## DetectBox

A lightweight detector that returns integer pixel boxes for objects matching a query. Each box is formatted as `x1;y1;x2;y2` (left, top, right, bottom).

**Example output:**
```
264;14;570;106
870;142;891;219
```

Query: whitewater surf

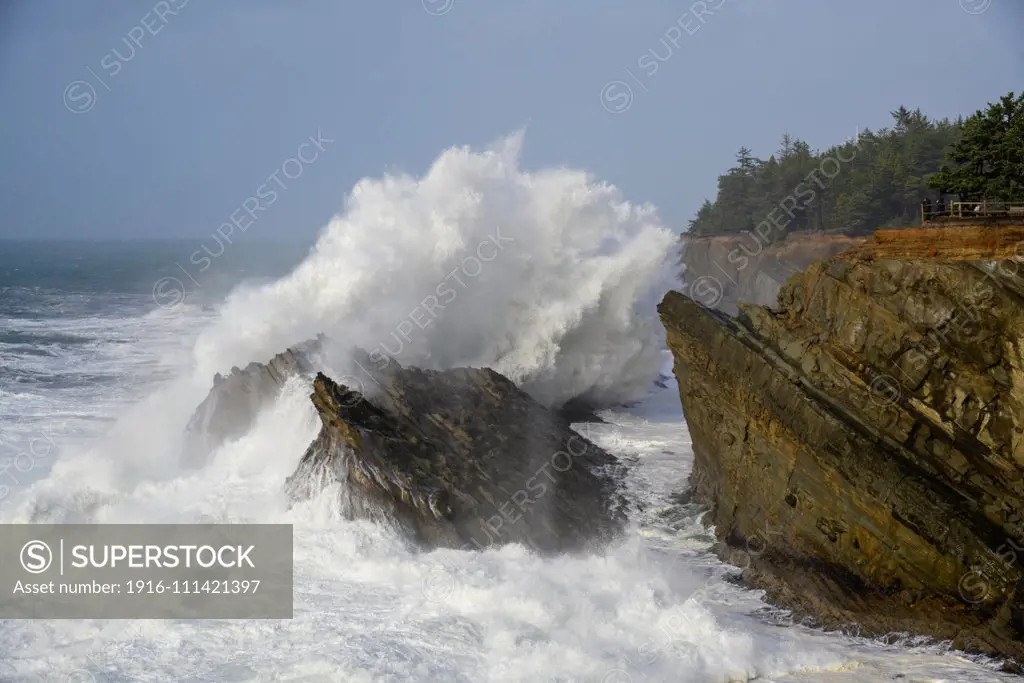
0;138;1016;682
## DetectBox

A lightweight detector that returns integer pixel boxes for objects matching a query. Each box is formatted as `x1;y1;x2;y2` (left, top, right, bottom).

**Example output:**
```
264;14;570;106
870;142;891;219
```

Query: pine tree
685;98;968;237
928;92;1024;201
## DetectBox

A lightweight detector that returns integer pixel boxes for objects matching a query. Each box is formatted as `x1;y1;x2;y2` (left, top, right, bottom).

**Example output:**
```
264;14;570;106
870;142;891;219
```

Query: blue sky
0;0;1021;240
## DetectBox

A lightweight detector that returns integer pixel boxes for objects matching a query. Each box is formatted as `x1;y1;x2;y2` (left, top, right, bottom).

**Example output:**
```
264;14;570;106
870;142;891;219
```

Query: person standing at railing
936;196;946;218
921;197;932;223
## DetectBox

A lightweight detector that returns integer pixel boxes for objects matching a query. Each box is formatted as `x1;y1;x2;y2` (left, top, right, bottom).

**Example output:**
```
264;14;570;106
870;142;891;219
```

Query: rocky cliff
660;225;1024;664
679;232;864;315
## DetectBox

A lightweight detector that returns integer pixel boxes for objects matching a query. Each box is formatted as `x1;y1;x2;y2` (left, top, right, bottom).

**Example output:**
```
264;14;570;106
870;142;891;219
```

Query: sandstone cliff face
679;233;864;315
660;225;1024;663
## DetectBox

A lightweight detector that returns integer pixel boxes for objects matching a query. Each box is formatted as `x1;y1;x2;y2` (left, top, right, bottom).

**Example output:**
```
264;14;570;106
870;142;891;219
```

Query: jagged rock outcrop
182;336;324;466
183;339;626;551
286;360;626;553
660;225;1024;664
679;232;864;315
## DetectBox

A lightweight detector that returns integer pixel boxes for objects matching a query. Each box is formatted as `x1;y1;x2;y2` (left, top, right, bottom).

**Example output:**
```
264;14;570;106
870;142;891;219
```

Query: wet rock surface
287;359;627;553
184;342;627;553
182;336;324;466
660;226;1024;665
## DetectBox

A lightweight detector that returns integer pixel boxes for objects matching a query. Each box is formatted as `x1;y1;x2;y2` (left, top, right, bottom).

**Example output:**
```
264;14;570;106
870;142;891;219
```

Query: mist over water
0;140;1017;681
194;133;677;408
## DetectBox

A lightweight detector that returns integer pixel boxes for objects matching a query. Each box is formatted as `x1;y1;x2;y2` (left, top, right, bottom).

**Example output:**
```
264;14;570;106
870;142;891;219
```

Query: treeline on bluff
687;91;1024;238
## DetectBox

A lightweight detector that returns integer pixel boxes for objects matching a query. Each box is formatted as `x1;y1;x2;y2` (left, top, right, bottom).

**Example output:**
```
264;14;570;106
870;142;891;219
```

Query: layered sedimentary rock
182;336;324;466
183;339;626;552
844;224;1024;261
660;225;1024;663
679;232;864;315
286;360;626;552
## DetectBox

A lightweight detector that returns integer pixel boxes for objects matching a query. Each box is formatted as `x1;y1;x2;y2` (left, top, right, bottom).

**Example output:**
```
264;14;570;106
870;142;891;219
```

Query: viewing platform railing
922;200;1024;222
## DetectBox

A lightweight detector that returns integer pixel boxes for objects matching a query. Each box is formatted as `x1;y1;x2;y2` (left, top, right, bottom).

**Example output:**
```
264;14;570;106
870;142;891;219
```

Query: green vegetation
687;91;1024;238
928;92;1024;202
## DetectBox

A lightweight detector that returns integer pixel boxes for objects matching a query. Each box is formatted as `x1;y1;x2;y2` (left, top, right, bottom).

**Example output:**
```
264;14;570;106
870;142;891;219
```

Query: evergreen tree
685;96;986;237
928;92;1024;201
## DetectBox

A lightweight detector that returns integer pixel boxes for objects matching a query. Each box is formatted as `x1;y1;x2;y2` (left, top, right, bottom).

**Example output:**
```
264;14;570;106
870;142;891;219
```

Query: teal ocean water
0;164;1017;681
0;240;310;485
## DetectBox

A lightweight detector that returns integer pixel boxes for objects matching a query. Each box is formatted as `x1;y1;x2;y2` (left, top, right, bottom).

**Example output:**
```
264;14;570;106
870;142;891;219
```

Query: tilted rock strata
182;336;324;466
841;224;1024;261
183;335;625;552
286;363;627;553
659;236;1024;662
679;232;864;315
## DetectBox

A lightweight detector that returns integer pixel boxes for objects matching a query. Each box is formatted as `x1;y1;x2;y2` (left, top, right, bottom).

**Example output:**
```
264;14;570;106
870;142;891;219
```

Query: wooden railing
922;200;1024;222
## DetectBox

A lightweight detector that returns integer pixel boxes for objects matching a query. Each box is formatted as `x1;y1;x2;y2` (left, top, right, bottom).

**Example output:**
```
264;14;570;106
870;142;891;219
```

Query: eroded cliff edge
660;225;1024;663
679;232;865;314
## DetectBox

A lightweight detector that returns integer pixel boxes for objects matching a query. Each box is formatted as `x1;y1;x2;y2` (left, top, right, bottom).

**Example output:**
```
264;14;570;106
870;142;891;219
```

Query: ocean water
0;141;1019;682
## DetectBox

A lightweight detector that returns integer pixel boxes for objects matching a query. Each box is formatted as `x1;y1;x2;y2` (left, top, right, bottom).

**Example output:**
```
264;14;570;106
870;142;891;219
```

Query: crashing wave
193;132;676;409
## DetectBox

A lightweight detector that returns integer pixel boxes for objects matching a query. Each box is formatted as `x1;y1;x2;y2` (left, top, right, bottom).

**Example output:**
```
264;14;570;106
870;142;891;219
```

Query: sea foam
193;132;677;408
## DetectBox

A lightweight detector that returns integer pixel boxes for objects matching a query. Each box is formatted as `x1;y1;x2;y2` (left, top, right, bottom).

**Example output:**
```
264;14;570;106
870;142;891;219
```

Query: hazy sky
0;0;1021;240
